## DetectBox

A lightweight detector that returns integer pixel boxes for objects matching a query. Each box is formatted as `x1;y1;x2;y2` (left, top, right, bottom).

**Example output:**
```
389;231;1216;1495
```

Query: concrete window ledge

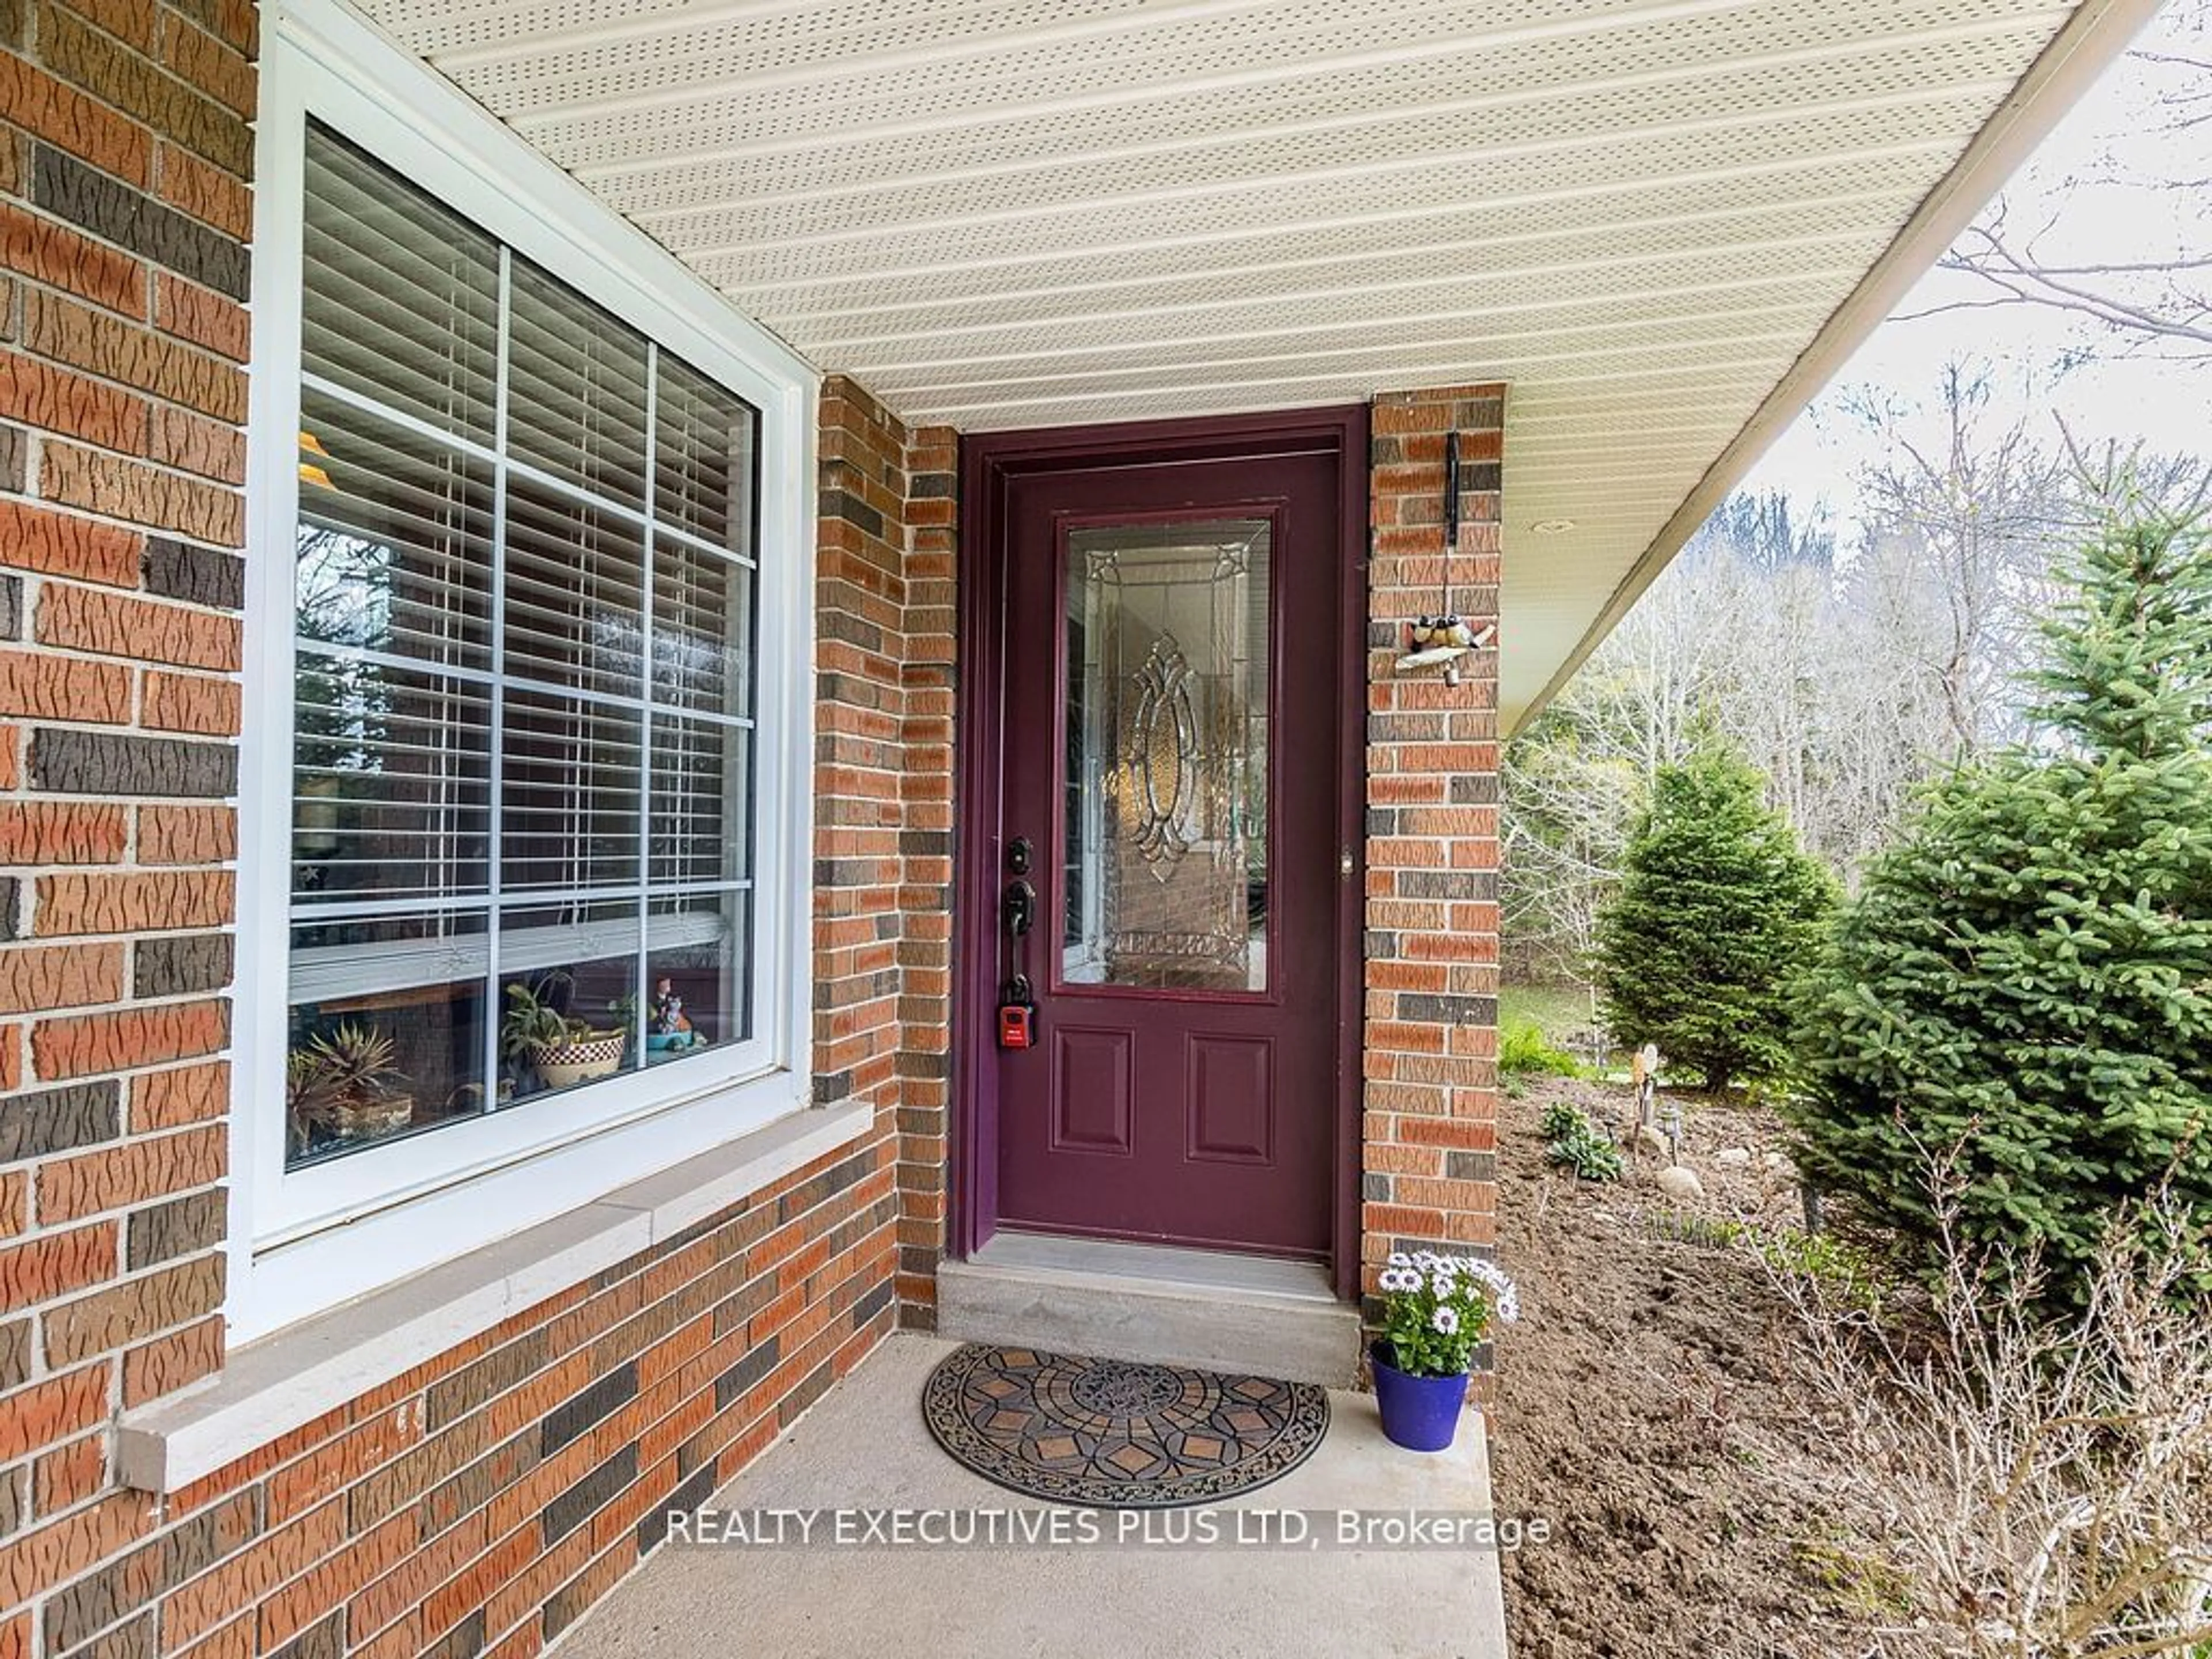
118;1103;876;1495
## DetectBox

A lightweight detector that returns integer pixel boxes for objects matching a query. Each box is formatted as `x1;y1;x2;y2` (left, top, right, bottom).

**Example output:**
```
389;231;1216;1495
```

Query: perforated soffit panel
359;0;2127;732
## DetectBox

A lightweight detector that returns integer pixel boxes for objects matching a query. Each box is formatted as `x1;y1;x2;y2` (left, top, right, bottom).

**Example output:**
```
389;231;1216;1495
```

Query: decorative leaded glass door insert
1063;520;1271;995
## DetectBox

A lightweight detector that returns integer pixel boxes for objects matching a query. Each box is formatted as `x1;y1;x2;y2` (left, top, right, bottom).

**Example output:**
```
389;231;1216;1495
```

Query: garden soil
1488;1078;1936;1659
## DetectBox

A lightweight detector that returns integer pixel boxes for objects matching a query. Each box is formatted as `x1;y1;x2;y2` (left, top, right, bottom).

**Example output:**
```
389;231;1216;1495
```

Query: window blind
286;122;762;1169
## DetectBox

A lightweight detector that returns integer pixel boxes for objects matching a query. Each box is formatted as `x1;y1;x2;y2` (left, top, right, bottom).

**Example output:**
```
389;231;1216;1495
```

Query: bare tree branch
1937;232;2212;351
1930;0;2212;357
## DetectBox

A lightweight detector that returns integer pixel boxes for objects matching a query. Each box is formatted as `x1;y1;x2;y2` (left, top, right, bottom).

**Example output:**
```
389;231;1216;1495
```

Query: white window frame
230;0;819;1343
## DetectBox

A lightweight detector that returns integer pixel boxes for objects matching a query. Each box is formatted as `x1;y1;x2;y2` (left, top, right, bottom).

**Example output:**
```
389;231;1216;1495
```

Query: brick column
0;0;255;1517
812;377;913;1129
895;426;957;1324
1361;387;1506;1297
810;382;958;1325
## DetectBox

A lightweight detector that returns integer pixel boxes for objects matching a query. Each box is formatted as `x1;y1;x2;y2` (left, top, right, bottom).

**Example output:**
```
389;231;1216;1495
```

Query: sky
1744;0;2212;544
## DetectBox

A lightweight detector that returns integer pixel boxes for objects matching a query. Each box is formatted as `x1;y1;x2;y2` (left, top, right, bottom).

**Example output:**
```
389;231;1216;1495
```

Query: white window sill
118;1102;873;1494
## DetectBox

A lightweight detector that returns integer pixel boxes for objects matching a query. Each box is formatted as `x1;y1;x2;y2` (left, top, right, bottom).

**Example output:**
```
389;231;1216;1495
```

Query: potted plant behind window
287;1022;414;1149
1370;1251;1519;1452
502;976;626;1090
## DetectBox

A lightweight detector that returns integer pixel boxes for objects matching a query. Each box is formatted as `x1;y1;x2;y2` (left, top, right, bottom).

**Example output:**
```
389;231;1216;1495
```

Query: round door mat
921;1343;1329;1509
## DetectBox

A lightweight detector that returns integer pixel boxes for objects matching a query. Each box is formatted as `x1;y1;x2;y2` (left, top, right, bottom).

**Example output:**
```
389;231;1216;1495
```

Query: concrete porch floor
557;1334;1509;1659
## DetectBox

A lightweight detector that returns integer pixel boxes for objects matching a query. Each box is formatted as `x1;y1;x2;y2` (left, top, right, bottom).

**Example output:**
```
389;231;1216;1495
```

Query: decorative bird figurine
1397;613;1497;684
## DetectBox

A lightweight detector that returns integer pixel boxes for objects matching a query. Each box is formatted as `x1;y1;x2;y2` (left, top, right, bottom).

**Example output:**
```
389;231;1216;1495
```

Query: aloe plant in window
287;1022;414;1151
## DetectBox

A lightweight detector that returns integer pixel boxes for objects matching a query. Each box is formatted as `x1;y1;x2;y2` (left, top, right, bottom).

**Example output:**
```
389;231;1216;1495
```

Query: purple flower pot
1371;1341;1471;1452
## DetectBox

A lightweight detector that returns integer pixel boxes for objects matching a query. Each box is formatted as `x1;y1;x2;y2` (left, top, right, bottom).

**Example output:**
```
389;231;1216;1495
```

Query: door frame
950;405;1370;1301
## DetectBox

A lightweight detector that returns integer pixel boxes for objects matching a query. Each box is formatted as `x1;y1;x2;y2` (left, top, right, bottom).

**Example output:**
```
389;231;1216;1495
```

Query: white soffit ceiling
357;0;2142;732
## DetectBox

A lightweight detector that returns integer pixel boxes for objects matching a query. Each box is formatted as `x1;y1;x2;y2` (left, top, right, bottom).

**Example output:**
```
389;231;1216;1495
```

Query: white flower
1431;1306;1460;1335
1387;1251;1412;1268
1430;1270;1458;1297
1378;1267;1416;1294
1456;1257;1521;1324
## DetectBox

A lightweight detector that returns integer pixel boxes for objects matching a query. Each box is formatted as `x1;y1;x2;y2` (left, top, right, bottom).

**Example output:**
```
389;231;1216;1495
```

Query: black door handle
1002;880;1036;938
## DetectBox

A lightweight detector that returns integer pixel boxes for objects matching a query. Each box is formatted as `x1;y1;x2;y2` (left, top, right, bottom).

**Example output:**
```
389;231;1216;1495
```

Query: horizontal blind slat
302;127;498;445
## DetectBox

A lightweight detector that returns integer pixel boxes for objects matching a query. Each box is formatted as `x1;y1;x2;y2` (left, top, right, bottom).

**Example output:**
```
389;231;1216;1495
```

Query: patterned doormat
921;1343;1330;1508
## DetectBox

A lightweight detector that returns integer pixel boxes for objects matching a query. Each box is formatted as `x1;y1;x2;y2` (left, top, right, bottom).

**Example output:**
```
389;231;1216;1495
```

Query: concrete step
935;1232;1362;1388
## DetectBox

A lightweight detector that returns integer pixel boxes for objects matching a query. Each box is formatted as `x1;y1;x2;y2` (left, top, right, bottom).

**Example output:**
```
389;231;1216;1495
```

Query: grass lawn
1500;982;1593;1042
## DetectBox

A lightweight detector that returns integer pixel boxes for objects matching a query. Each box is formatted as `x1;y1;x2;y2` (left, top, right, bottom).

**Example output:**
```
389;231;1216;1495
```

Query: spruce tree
1595;745;1836;1093
1789;505;2212;1301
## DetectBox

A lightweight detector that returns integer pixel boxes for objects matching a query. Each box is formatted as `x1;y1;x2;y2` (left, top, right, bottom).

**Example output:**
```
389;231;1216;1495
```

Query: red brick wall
0;0;254;1628
1360;387;1506;1297
811;380;912;1123
1;1141;897;1659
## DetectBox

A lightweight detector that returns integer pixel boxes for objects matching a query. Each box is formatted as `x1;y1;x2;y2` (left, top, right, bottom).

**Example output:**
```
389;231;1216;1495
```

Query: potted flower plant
1370;1250;1519;1452
286;1022;413;1149
502;976;627;1090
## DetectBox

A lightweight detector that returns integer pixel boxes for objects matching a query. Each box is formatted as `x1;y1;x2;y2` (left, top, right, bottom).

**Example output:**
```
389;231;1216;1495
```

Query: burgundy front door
967;418;1358;1261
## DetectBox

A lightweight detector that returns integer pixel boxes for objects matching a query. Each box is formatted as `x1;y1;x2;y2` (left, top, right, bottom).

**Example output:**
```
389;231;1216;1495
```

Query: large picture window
282;123;760;1170
230;3;816;1343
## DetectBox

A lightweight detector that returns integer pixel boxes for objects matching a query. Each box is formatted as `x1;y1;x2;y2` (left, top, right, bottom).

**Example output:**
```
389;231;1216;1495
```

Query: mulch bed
1487;1078;1933;1659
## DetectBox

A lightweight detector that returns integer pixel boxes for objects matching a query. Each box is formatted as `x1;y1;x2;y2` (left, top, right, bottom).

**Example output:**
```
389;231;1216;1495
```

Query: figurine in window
647;978;699;1054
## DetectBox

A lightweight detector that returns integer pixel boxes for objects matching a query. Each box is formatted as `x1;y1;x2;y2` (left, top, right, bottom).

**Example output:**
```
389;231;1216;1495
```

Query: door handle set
998;838;1038;1050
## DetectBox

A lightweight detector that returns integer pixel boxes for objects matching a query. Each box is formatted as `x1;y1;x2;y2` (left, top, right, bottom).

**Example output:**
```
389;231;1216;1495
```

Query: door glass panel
1063;518;1271;993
